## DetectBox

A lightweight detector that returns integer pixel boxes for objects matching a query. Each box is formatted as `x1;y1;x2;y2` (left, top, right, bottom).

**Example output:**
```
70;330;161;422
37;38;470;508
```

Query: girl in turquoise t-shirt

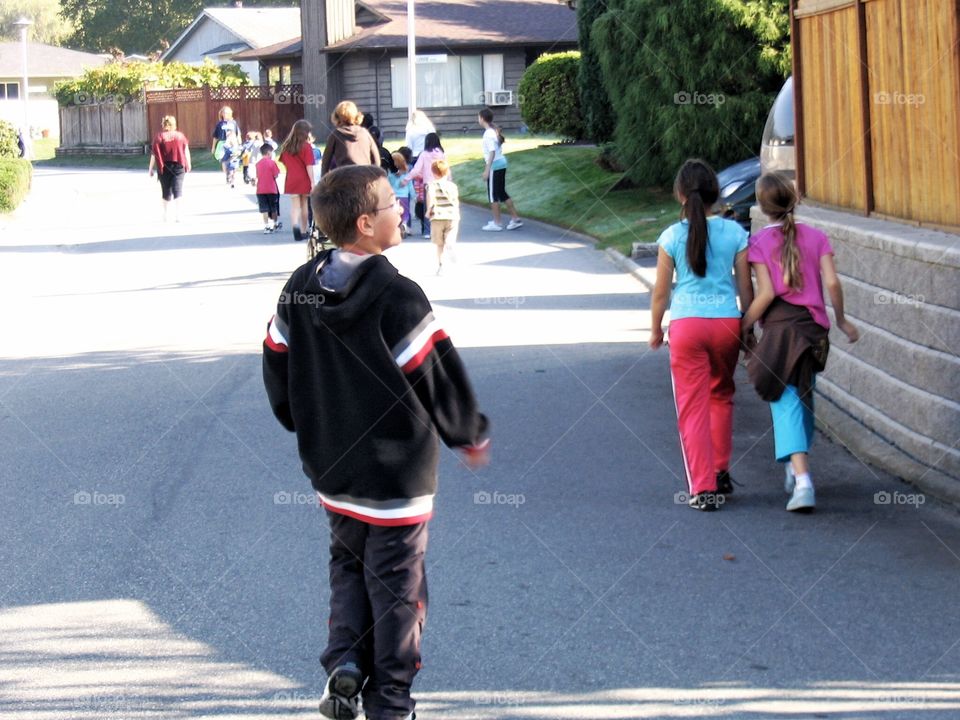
650;159;753;511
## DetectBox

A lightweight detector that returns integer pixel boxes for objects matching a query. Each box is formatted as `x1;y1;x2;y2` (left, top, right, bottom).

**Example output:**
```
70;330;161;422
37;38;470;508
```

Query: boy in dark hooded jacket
263;165;489;720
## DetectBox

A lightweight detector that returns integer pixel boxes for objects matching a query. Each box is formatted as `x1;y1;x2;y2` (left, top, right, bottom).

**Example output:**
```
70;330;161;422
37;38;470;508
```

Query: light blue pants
770;383;815;462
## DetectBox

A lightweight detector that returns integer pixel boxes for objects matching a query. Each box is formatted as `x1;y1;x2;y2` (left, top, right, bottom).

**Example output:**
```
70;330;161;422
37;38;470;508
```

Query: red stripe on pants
668;317;741;495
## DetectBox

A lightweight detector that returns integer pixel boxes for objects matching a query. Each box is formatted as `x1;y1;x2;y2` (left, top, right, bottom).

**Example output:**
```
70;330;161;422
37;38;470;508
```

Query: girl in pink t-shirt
741;172;859;513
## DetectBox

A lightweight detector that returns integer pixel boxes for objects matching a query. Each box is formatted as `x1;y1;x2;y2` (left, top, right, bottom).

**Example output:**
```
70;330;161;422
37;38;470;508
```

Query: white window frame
390;53;505;109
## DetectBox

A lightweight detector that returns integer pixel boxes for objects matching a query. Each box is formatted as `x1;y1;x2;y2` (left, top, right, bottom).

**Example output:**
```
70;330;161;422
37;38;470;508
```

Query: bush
0;120;19;159
518;51;585;140
54;58;249;108
592;0;790;185
0;159;33;213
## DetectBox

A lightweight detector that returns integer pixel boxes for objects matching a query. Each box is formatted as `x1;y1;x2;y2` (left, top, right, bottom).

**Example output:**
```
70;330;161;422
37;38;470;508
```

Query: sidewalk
1;167;959;719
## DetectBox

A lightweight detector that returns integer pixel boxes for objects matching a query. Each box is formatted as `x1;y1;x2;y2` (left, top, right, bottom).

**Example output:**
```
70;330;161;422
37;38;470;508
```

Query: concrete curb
603;247;657;292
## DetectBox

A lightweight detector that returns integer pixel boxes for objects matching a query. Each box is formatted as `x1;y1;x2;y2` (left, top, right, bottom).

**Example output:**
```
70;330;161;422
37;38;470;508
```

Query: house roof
0;42;109;78
323;0;579;52
232;37;302;61
163;7;301;60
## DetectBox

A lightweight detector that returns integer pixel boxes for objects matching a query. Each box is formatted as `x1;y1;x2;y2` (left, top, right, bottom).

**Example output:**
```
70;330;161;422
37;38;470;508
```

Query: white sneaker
506;218;523;230
482;221;503;232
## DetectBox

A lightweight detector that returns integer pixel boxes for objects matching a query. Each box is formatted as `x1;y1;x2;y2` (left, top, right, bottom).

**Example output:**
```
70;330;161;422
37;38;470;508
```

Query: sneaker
275;221;283;230
318;663;362;720
263;225;273;234
424;233;431;239
688;492;721;512
506;218;523;230
786;485;815;512
292;226;303;242
482;221;504;232
784;464;796;494
716;470;739;495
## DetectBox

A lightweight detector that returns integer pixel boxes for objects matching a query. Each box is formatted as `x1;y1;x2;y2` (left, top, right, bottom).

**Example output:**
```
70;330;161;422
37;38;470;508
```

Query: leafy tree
62;0;295;55
518;51;584;140
592;0;790;185
0;0;73;46
576;0;615;143
0;120;20;158
54;58;249;107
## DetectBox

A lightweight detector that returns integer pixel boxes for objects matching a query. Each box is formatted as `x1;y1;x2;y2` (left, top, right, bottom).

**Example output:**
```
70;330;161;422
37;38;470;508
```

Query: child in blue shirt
649;158;753;511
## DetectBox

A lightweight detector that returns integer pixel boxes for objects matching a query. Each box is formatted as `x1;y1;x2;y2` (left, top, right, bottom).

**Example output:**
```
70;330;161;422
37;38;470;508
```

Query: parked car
716;76;795;230
715;156;761;230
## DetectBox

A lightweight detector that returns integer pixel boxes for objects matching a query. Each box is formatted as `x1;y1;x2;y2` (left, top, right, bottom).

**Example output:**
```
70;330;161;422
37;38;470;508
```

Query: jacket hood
333;125;364;143
305;250;398;331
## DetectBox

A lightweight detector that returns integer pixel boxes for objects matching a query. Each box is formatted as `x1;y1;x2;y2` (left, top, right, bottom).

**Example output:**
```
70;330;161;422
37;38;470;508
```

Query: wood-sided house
234;0;578;137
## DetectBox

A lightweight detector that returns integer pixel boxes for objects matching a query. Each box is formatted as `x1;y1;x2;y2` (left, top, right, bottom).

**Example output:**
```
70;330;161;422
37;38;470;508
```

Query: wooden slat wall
795;0;960;226
866;0;960;225
797;4;867;210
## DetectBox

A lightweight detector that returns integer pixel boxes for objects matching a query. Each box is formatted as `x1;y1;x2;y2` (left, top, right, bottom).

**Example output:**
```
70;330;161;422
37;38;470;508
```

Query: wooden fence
60;102;148;148
792;0;960;229
145;85;305;149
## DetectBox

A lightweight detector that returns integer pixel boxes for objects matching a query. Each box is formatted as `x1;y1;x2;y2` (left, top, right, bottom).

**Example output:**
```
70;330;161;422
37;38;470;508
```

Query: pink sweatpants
668;317;741;495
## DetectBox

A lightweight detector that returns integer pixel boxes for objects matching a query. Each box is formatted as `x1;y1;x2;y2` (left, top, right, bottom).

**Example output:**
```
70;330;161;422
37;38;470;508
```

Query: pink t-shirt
255;157;280;194
747;222;834;328
404;148;446;187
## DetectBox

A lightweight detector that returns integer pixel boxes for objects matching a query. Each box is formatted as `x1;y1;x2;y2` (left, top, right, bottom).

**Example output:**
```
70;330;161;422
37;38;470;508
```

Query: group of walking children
651;159;859;514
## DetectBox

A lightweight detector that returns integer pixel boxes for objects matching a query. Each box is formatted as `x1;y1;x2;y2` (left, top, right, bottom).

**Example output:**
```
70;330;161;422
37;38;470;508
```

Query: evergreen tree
576;0;615;143
592;0;790;184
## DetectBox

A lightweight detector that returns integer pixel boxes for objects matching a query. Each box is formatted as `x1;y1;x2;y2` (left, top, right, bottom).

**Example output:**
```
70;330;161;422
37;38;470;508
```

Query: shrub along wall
0;159;33;213
517;51;585;140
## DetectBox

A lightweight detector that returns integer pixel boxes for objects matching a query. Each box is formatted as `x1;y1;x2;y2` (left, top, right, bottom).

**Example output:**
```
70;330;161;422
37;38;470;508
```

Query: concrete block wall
751;205;960;503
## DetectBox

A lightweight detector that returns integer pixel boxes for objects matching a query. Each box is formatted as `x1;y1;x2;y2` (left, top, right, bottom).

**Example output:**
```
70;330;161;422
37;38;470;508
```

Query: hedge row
0;159;33;213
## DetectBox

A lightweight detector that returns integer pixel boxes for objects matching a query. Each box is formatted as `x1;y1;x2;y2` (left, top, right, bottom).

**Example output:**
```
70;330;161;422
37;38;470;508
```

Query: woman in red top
278;119;315;242
148;115;191;222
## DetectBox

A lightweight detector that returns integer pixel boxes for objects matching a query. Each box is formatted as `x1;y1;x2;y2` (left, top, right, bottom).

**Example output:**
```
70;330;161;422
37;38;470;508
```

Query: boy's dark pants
321;511;428;720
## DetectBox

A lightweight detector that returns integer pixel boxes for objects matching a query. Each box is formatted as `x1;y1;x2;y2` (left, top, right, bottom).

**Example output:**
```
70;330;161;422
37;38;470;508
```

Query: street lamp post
13;17;33;152
406;0;416;116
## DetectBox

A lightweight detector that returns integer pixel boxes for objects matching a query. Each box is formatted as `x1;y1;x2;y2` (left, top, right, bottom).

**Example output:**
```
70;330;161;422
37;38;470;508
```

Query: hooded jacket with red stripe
263;249;489;525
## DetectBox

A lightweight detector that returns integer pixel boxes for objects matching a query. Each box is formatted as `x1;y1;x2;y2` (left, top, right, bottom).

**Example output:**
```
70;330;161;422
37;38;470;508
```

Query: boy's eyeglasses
374;198;401;213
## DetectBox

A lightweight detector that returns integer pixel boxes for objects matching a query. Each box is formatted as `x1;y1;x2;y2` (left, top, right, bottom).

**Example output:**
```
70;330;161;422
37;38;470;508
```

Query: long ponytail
479;107;505;146
756;172;802;291
673;159;719;278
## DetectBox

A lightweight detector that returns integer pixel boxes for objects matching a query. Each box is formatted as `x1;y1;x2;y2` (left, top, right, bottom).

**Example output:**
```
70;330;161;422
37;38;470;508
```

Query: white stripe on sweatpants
487;169;495;203
669;368;694;494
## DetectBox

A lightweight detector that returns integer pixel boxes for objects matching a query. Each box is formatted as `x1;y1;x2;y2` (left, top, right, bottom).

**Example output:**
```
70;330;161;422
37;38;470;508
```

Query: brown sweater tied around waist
746;297;829;409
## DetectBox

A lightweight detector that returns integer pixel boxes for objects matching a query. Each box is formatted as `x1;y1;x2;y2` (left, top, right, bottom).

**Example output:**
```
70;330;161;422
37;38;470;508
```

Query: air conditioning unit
484;90;513;106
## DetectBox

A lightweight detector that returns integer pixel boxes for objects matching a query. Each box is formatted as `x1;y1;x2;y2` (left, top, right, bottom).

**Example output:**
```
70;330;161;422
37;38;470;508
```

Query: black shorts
158;163;184;200
487;167;510;203
257;193;280;215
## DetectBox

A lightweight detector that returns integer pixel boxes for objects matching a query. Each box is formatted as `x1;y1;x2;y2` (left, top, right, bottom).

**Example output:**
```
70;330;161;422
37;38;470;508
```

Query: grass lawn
450;142;676;254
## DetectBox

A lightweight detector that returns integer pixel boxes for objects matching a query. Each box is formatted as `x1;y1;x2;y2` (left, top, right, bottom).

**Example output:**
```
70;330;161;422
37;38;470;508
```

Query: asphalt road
1;167;958;719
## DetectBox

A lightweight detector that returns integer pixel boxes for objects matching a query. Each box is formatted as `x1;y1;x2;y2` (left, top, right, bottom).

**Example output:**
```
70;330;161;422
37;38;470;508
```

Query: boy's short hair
260;143;273;154
431;159;450;178
311;165;387;247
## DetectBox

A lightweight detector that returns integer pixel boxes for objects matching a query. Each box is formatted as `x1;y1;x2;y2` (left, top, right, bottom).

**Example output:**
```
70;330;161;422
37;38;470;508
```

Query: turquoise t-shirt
657;216;748;320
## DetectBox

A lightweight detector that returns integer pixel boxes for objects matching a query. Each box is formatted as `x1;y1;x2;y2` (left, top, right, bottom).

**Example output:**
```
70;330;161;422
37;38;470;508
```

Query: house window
281;65;292;84
0;82;19;100
391;54;505;108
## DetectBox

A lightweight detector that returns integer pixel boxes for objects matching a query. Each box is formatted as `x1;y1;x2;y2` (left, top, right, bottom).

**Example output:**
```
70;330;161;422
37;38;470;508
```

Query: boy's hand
460;440;490;468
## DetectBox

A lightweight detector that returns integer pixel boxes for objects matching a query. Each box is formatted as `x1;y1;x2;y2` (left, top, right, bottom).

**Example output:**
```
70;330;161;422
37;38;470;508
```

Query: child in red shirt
255;144;281;233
